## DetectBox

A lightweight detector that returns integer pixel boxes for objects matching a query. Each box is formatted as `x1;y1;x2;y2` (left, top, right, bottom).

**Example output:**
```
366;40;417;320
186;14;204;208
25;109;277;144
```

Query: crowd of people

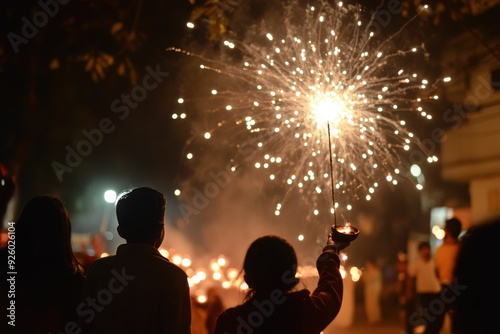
0;187;349;334
400;216;499;334
0;186;498;334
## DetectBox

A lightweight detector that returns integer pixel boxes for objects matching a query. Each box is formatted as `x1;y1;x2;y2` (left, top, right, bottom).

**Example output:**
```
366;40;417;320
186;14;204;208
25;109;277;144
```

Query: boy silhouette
80;187;191;334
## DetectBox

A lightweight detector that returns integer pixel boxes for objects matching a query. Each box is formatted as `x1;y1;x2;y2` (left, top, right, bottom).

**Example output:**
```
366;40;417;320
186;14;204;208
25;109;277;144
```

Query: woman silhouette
1;195;85;333
215;234;349;334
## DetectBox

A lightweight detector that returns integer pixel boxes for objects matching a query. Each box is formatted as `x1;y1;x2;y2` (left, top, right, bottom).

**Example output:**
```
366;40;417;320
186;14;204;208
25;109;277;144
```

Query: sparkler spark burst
170;0;438;220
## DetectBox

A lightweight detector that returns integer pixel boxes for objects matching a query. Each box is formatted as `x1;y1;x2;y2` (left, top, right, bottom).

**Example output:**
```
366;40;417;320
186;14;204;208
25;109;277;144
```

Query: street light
410;164;421;177
104;189;117;204
410;164;425;185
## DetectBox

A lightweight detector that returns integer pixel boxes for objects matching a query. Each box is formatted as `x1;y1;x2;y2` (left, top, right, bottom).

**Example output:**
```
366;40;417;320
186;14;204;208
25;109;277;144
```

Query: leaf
219;22;226;35
85;57;95;72
96;63;105;80
190;6;207;22
101;53;114;66
126;57;138;86
117;62;126;76
110;22;124;35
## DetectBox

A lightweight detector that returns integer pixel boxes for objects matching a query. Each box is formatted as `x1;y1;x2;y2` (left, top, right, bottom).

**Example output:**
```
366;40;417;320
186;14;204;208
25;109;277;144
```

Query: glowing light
159;249;169;258
312;97;346;123
410;164;421;177
350;266;361;282
178;98;184;103
181;258;192;267
174;189;181;196
186;22;195;29
227;268;239;280
204;132;211;139
340;267;346;279
217;256;227;267
172;255;182;265
433;225;445;240
298;234;304;241
211;262;221;272
104;190;117;204
195;270;207;280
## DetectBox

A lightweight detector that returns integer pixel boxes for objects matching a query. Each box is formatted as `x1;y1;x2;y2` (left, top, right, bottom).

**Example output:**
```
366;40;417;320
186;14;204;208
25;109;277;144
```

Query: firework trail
169;0;440;223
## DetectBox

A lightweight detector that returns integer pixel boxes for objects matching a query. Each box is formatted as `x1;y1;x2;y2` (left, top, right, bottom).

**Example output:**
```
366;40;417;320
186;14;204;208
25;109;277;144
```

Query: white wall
470;176;500;223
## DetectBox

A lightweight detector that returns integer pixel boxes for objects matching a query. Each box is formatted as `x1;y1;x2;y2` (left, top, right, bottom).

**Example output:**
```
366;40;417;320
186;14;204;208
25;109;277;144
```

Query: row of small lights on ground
101;246;364;304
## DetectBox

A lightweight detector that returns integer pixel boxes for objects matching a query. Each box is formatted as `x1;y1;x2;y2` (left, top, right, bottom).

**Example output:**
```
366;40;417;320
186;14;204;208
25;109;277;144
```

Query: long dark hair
243;235;299;300
15;195;82;277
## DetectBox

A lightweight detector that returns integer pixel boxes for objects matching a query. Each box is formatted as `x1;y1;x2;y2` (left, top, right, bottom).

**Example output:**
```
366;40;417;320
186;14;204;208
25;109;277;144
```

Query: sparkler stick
328;119;359;242
327;121;337;228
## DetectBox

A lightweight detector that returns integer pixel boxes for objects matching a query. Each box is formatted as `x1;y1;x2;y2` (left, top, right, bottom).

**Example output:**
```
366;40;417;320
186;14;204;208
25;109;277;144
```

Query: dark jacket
214;245;343;334
80;243;191;334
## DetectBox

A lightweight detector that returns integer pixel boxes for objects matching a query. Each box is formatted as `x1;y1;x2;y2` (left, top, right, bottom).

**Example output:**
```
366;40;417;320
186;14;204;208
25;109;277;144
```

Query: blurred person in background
215;234;350;334
190;295;209;334
362;257;383;325
396;252;414;334
205;286;225;334
434;217;462;333
1;195;85;333
406;241;442;334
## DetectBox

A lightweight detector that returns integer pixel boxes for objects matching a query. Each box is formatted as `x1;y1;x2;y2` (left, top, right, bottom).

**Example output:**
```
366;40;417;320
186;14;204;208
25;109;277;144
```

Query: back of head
16;195;78;275
116;187;166;244
418;240;430;251
243;235;298;298
445;217;462;239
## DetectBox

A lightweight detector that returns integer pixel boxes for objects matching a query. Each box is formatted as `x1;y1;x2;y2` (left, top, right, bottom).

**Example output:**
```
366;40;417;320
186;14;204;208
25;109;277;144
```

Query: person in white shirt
406;241;442;334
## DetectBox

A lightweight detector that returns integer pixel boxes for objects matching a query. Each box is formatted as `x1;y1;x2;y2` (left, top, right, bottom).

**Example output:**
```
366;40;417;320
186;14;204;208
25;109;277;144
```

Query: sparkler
170;0;440;225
